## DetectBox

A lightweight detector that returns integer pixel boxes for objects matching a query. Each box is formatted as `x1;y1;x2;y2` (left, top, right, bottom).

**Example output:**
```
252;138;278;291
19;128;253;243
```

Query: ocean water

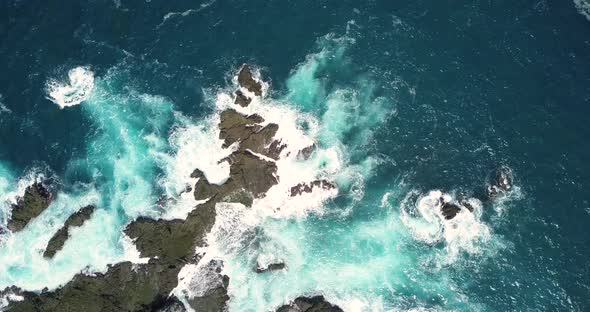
1;0;590;311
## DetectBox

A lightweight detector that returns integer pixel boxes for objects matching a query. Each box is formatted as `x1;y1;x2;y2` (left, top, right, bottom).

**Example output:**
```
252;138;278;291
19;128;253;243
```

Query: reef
43;205;95;259
3;64;328;312
276;296;343;312
7;182;54;232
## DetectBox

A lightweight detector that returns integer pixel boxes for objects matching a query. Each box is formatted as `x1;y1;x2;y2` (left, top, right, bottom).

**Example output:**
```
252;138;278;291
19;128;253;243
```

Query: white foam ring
400;190;491;263
46;67;95;109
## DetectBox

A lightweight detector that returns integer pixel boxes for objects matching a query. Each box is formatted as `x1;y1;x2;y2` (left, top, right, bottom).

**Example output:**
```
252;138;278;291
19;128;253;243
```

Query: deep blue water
1;0;590;311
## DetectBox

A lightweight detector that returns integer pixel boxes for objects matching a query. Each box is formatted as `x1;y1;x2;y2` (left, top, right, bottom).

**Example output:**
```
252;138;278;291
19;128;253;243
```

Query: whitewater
0;28;580;311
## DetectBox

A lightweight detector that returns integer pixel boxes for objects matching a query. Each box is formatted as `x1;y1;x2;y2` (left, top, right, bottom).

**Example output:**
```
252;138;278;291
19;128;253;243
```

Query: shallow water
1;1;590;311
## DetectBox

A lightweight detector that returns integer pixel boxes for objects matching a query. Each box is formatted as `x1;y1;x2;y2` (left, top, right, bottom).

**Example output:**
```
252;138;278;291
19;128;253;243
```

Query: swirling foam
46;67;95;109
574;0;590;21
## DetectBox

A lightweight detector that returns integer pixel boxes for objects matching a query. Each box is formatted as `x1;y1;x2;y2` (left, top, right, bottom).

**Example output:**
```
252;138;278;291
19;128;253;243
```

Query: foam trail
574;0;590;21
46;67;95;109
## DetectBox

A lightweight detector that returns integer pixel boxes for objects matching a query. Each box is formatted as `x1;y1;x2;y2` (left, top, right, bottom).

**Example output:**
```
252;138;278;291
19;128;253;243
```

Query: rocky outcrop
237;64;262;96
43;205;95;258
254;262;285;273
6;64;288;312
219;109;286;159
276;296;343;312
7;182;54;232
290;180;336;197
440;200;462;220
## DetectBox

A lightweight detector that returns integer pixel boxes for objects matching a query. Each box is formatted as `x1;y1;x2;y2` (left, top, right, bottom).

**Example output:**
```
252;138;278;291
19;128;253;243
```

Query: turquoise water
1;1;590;311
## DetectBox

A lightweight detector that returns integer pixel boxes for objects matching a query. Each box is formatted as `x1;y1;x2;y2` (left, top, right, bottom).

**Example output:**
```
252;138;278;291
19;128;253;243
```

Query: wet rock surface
7;182;54;232
290;180;336;197
440;200;462;220
254;262;285;273
43;205;95;259
276;296;343;312
237;64;262;96
6;65;285;312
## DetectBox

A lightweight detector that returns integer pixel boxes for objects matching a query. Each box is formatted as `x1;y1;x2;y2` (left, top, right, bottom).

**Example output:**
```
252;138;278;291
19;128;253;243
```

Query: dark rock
290;180;336;197
460;199;475;212
43;205;95;259
195;151;278;203
254;262;285;273
8;182;54;232
234;90;251;107
276;296;343;312
237;64;262;96
440;198;462;220
487;166;513;200
297;144;316;160
7;260;182;312
218;109;285;159
155;296;186;312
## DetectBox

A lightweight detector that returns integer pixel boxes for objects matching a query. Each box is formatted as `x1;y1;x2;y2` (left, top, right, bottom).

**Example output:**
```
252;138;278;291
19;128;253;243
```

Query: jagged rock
194;151;278;203
218;109;285;159
487;166;513;200
237;64;262;96
8;182;54;232
276;296;343;312
155;296;186;312
254;262;285;273
290;180;336;197
440;201;461;220
297;144;316;160
43;205;95;259
234;90;251;107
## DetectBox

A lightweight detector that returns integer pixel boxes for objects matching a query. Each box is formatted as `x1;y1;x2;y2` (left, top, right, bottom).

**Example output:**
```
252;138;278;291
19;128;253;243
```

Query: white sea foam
400;190;491;262
46;67;95;109
0;94;11;115
574;0;590;21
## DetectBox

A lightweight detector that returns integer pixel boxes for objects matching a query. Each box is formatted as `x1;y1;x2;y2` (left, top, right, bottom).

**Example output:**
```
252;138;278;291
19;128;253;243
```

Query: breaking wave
45;67;95;109
574;0;590;21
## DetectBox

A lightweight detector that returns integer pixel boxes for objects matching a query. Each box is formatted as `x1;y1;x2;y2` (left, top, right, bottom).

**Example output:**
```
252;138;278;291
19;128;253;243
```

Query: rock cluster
4;65;290;312
4;65;339;312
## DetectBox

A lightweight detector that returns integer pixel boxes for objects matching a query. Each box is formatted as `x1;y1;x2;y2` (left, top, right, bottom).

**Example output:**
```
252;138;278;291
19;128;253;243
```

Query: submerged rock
276;295;343;312
290;180;336;197
7;182;54;232
487;166;513;200
254;262;285;273
237;64;262;96
43;205;95;258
